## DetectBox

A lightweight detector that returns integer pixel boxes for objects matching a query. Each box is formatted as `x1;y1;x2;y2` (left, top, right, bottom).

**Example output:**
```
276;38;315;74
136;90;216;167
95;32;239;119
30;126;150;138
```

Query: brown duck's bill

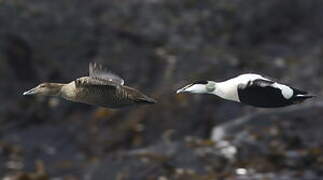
23;88;38;96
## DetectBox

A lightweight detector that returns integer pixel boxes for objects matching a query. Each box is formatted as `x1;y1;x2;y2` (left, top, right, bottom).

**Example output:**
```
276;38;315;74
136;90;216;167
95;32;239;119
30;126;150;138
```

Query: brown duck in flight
23;62;157;108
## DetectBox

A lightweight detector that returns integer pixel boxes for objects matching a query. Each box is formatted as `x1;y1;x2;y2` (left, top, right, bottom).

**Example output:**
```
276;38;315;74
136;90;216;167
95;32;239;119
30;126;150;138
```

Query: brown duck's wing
75;77;119;89
89;62;125;85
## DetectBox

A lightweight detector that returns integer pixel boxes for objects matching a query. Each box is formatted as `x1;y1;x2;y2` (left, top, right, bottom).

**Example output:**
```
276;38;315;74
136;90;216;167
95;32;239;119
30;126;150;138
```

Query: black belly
238;86;293;108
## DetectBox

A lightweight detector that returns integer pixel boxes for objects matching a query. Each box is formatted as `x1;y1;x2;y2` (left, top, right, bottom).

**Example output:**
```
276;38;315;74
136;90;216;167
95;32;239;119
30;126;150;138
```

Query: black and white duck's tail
291;88;315;103
292;95;315;104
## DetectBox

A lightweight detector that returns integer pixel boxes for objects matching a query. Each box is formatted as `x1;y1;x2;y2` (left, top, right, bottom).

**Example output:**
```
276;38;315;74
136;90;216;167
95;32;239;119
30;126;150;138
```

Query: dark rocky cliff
0;0;323;179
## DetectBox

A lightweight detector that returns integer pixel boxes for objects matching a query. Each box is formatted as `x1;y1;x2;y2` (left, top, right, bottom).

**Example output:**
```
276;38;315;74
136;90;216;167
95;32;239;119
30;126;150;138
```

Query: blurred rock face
0;0;323;179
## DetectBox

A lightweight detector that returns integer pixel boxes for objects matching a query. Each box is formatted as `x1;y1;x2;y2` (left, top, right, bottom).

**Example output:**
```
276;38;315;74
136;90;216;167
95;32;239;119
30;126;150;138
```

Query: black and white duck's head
176;81;216;94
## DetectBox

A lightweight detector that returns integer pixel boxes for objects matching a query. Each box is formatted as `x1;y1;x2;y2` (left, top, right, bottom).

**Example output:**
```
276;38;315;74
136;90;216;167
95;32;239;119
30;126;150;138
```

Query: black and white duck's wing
237;79;296;107
235;73;294;98
89;62;125;85
234;73;271;83
238;79;278;96
247;79;276;88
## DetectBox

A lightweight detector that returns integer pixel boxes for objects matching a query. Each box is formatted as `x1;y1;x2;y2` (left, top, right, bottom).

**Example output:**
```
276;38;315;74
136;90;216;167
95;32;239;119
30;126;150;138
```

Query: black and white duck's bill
176;83;196;94
176;86;189;94
176;81;211;94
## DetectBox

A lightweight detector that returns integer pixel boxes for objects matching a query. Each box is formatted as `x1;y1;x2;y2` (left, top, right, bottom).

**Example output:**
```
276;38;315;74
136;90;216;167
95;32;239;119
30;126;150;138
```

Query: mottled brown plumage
23;62;157;108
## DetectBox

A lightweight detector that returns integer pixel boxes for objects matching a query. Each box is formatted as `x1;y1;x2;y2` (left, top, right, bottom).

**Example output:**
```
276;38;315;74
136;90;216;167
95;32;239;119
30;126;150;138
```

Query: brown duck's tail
135;96;157;104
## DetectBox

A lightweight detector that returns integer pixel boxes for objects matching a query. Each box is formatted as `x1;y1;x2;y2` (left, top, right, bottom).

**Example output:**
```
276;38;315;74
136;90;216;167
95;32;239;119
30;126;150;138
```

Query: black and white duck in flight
23;62;157;108
176;73;314;108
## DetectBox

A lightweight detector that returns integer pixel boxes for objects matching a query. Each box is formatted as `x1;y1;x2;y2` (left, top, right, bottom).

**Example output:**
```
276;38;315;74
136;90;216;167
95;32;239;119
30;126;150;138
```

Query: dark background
0;0;323;179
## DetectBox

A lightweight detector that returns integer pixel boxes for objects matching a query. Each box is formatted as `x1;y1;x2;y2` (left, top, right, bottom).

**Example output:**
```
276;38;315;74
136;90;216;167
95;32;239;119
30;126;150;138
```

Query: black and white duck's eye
193;80;208;85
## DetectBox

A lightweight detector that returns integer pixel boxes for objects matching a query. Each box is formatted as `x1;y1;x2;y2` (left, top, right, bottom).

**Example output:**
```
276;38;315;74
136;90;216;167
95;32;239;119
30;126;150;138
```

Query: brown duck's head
23;83;63;96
